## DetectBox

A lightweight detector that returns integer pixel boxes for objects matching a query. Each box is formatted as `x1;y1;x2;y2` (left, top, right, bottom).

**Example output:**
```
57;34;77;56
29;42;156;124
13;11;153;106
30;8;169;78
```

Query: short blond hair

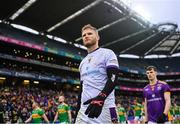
81;24;99;35
145;66;157;72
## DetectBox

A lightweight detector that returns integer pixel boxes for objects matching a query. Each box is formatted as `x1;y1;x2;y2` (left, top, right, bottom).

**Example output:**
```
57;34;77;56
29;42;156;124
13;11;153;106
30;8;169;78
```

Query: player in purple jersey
143;66;171;124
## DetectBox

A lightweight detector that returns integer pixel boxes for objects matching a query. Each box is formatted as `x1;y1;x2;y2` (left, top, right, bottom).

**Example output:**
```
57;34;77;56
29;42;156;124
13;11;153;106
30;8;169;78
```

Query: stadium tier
0;23;180;93
0;1;180;123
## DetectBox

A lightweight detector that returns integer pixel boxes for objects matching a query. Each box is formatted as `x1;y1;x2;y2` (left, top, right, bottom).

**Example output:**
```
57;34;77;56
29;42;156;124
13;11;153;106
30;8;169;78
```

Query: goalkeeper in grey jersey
75;24;119;124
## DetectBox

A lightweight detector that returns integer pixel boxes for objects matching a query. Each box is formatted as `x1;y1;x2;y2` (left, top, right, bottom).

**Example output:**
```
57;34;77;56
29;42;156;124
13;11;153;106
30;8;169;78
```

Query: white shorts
148;121;171;124
75;106;119;124
120;121;126;124
134;116;143;121
58;122;69;124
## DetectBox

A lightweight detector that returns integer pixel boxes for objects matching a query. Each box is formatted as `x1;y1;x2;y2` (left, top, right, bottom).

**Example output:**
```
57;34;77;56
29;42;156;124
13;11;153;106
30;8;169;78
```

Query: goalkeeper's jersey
79;48;119;108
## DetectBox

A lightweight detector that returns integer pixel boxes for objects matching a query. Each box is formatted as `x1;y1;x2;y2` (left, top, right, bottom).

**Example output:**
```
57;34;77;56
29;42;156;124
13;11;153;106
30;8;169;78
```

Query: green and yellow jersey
57;103;71;123
133;103;143;116
32;107;45;123
117;107;126;122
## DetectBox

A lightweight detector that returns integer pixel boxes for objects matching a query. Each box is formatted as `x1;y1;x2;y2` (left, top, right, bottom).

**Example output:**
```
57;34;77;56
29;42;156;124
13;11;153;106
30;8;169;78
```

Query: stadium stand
0;0;179;123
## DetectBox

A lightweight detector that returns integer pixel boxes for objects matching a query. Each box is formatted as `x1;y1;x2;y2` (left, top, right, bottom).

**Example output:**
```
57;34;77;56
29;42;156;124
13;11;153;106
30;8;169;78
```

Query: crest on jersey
157;86;162;90
88;56;93;63
88;57;92;63
152;94;155;98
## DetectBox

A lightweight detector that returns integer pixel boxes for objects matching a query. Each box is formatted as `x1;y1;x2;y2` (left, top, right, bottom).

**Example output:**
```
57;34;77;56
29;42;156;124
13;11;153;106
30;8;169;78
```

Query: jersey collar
88;47;99;54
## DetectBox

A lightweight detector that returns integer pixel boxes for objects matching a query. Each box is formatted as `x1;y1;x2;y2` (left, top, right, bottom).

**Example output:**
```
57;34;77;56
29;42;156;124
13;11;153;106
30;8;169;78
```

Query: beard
83;38;97;48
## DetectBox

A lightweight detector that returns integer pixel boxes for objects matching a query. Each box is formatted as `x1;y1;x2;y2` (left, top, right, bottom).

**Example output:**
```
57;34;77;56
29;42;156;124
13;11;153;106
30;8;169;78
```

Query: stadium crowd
0;86;179;123
0;86;78;123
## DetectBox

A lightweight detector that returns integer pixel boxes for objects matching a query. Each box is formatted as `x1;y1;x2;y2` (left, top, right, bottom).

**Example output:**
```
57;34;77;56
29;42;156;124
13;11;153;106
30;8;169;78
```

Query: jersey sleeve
163;83;171;93
38;109;45;116
105;50;119;68
66;105;71;111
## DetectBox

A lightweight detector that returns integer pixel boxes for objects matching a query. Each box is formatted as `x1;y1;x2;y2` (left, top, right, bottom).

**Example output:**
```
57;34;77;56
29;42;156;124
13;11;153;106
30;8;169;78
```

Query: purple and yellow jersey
79;48;119;108
143;80;170;122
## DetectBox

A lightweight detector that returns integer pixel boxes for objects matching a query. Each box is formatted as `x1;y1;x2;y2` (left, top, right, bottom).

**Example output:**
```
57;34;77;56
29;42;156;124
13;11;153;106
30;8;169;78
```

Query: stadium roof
1;0;180;58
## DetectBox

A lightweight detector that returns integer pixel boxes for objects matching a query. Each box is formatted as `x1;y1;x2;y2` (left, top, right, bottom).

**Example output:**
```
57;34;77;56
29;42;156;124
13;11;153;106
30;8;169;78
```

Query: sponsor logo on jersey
147;97;162;102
